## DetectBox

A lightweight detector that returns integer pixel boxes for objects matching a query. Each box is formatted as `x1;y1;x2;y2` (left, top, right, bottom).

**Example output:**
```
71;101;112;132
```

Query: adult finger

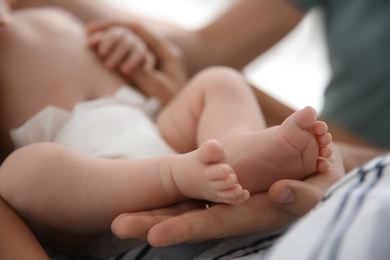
133;69;181;104
146;192;295;247
111;200;204;240
128;23;185;76
268;178;326;216
141;52;156;73
86;19;122;35
268;144;345;216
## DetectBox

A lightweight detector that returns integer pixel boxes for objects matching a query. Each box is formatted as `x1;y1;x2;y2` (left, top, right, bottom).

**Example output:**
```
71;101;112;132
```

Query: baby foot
173;139;249;205
280;106;333;173
199;140;250;204
228;106;332;194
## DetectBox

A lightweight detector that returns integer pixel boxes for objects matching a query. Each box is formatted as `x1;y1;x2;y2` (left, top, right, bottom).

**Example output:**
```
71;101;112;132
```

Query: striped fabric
264;155;390;260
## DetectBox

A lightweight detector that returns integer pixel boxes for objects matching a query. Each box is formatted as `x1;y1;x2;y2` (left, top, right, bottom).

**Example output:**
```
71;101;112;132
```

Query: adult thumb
268;178;324;216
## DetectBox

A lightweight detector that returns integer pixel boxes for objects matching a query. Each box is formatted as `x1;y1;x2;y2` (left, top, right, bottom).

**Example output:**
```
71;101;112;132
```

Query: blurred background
101;0;330;111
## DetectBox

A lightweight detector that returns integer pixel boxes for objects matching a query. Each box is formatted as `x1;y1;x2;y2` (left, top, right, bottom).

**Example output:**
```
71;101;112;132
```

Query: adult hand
87;20;187;104
111;144;345;247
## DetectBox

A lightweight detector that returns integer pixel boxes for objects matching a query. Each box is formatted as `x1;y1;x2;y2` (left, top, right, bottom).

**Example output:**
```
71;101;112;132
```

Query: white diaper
11;87;176;159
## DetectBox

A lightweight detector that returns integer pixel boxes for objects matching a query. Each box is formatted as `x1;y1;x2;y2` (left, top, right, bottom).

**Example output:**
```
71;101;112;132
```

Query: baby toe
210;174;237;191
228;190;250;204
312;121;329;136
205;164;233;181
317;133;332;146
216;184;244;199
319;145;333;158
317;158;331;172
198;139;226;164
216;186;250;204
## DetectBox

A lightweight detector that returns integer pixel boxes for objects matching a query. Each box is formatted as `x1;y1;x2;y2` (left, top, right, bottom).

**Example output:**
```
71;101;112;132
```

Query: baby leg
227;106;332;193
166;139;250;205
157;66;332;195
0;141;247;250
157;66;266;153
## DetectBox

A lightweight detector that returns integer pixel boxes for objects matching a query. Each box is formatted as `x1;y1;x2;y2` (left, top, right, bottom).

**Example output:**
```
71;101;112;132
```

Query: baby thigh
0;143;104;251
157;66;265;153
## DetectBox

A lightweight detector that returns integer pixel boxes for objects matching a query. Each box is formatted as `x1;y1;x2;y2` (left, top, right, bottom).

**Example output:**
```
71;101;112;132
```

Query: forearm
55;0;305;76
170;0;305;75
13;0;304;77
13;0;186;34
0;197;49;259
13;0;126;22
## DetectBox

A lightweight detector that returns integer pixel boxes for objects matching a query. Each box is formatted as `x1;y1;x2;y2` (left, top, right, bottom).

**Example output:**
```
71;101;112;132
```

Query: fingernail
275;188;294;204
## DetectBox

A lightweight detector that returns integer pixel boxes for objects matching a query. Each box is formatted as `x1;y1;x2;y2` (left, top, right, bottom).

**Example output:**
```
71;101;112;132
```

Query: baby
0;8;332;254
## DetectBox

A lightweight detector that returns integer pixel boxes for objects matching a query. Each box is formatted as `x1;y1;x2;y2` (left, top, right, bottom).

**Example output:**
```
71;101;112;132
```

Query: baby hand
88;25;156;75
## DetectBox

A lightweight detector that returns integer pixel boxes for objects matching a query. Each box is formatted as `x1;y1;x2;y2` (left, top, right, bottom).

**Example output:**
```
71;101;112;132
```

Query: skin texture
11;0;388;172
2;0;386;252
0;197;50;259
0;8;332;253
111;144;344;247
